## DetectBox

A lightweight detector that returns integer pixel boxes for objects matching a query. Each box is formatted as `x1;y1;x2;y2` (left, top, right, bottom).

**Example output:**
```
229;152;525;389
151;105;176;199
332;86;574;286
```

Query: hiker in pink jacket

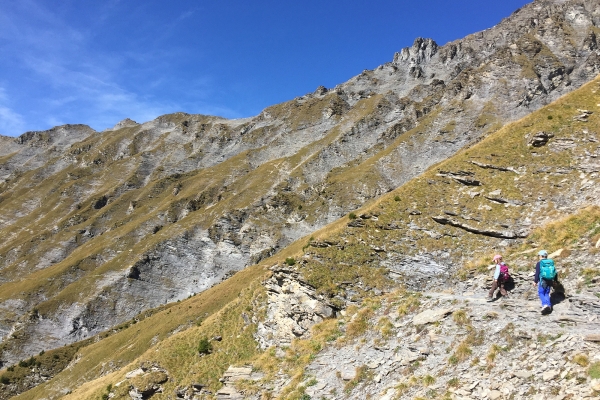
487;254;510;301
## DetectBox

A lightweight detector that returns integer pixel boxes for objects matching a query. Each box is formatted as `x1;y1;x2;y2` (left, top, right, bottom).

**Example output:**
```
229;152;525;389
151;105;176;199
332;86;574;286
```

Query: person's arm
534;261;540;284
493;265;500;280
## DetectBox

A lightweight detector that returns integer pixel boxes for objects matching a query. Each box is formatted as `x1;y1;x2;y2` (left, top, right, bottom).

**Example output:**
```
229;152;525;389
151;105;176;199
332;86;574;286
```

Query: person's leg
545;285;553;309
538;284;545;306
488;281;498;298
538;284;551;308
499;280;508;296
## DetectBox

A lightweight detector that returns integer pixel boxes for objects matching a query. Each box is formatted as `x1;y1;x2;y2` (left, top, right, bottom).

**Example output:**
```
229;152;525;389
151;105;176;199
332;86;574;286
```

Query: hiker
487;254;510;302
534;250;557;315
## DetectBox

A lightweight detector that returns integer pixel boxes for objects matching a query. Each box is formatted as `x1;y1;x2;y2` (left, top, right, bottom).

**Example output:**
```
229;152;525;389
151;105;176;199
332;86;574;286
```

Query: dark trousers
489;279;507;298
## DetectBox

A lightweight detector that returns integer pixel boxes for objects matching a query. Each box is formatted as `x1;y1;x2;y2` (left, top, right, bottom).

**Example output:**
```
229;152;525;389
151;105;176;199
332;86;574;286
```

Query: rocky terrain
1;0;600;398
1;0;600;367
209;250;600;400
2;44;599;399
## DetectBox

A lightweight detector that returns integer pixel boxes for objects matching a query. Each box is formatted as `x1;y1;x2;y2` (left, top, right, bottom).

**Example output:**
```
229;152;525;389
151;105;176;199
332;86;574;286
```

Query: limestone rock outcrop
255;265;338;349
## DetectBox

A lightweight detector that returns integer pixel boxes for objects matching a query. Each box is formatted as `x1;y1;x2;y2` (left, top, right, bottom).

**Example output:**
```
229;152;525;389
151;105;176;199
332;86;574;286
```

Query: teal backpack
539;259;556;280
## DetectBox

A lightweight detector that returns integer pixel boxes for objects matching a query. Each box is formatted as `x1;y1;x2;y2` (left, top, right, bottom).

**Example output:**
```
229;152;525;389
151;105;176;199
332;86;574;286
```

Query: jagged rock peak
314;85;328;96
393;37;439;65
109;118;139;131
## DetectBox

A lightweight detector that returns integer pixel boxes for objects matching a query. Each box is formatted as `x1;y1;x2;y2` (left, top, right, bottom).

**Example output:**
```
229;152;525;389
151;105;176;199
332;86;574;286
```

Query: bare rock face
215;366;262;400
529;131;555;147
431;215;529;239
255;265;338;349
2;0;600;366
111;362;170;400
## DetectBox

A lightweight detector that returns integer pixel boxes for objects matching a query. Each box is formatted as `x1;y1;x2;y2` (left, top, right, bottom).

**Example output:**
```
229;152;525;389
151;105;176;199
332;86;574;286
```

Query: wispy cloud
0;106;25;136
0;87;25;136
0;0;227;136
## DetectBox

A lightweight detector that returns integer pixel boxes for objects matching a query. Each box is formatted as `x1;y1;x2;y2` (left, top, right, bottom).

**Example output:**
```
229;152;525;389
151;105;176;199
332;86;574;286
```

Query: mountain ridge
0;0;599;390
5;72;599;397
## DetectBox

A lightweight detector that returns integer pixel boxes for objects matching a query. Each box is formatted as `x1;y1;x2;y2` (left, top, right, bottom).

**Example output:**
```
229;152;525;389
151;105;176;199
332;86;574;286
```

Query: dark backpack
540;259;556;280
499;262;510;281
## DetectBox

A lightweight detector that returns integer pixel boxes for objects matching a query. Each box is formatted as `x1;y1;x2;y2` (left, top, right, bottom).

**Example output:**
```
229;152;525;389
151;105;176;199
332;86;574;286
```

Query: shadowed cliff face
0;0;599;366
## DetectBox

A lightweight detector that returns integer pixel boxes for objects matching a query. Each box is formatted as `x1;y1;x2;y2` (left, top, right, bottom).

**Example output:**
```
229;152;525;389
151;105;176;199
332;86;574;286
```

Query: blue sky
0;0;531;137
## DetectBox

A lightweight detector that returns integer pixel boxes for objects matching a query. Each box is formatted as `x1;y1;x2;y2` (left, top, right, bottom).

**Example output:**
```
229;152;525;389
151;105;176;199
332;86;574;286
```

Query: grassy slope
9;264;268;400
7;67;600;400
0;95;375;321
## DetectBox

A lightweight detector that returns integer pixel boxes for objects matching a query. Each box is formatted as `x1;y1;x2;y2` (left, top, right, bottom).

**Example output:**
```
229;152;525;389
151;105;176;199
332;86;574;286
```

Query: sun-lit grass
452;310;470;326
5;53;600;400
12;264;268;400
572;354;589;367
396;295;421;318
589;362;600;379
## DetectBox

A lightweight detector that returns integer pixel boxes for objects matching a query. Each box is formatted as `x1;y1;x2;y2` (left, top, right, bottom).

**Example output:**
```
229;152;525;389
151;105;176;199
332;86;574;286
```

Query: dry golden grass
7;55;600;400
452;310;470;326
572;353;590;367
13;264;268;400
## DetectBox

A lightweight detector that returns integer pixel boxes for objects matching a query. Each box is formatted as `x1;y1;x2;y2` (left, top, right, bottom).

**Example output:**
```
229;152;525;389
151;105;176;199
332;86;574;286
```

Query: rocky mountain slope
1;0;600;368
1;41;600;400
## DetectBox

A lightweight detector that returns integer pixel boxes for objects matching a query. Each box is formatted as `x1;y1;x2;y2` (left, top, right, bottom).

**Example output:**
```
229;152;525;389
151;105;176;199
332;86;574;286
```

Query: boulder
542;369;560;382
583;334;600;342
412;308;453;325
340;367;357;381
221;366;252;382
529;131;554;147
513;370;533;379
489;390;503;400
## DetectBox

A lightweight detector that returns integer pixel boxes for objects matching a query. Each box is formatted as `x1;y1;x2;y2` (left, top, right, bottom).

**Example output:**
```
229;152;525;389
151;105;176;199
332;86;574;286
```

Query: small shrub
394;195;401;201
572;353;589;367
348;212;357;220
425;389;438;399
455;342;472;360
395;382;409;395
285;257;296;266
547;115;553;120
589;362;600;379
452;310;469;326
0;375;9;385
423;375;435;386
486;344;502;364
377;317;394;338
198;337;213;355
397;294;421;316
447;377;460;387
346;308;373;339
582;268;598;285
343;365;371;393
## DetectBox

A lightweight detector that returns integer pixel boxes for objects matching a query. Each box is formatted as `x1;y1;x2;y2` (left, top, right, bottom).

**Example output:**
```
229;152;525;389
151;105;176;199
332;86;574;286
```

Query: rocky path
299;271;600;400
